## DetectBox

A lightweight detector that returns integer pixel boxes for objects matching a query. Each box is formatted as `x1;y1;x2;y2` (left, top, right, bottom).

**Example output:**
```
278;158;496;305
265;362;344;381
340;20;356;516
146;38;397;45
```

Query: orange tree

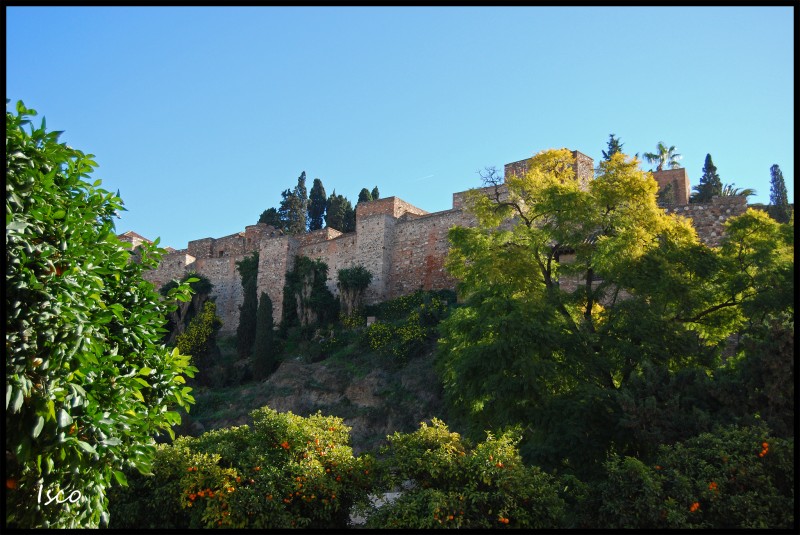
584;424;793;529
107;406;373;529
5;101;197;528
364;419;565;529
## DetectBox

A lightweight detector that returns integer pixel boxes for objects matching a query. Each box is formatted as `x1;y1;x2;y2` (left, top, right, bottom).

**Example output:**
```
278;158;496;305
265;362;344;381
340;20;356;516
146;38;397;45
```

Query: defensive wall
132;150;749;334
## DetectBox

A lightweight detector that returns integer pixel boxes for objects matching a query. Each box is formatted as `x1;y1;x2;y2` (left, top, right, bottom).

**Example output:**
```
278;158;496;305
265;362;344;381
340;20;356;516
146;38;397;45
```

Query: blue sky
7;6;794;250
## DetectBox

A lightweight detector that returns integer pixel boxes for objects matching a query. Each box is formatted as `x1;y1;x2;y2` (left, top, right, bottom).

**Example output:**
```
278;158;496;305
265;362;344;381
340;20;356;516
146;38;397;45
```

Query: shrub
108;407;374;529
587;424;794;529
365;419;565;529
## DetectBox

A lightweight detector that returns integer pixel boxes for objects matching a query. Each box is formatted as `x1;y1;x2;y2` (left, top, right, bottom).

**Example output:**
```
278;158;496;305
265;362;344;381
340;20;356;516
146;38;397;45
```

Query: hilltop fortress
120;151;748;334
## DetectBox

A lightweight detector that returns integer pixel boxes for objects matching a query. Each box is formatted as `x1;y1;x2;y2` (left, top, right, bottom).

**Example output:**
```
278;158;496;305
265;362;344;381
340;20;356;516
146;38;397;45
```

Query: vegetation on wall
336;265;373;317
176;301;223;386
281;256;338;331
160;271;214;346
6;101;197;528
235;252;259;358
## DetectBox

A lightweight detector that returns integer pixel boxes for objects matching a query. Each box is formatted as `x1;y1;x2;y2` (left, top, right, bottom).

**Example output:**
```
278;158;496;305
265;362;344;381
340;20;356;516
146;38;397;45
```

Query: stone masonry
133;150;749;334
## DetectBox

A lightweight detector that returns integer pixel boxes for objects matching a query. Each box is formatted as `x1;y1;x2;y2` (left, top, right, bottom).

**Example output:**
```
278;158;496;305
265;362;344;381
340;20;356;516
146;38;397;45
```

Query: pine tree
769;164;791;223
235;253;259;358
371;186;380;200
258;207;283;229
690;154;723;203
358;187;373;204
602;134;624;160
307;178;327;231
252;292;275;380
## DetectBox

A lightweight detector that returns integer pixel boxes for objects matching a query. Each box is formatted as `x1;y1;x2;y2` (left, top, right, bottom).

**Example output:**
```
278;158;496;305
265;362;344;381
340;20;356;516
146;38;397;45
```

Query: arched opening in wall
218;251;224;258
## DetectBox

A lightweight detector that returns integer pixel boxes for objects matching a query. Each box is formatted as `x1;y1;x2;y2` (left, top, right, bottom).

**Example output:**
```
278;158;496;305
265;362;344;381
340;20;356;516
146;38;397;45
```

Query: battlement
132;148;748;334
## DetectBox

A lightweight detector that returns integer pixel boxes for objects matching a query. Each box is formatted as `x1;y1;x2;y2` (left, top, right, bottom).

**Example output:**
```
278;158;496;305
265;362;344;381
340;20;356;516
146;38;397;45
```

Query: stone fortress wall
131;150;749;335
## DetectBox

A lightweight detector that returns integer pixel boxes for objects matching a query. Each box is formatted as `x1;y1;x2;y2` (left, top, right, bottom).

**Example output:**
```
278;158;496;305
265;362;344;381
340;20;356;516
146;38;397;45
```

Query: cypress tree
325;190;355;232
308;178;327;231
235;252;259;358
690;154;722;203
371;186;380;200
358;188;373;204
252;292;275;380
602;134;624;160
769;164;791;223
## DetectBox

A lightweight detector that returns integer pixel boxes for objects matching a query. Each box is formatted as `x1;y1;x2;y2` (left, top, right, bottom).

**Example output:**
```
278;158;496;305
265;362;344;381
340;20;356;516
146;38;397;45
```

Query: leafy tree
325;191;356;233
643;141;682;171
175;301;223;385
235;252;259;358
720;183;756;197
371;186;380;200
769;164;791;223
358;187;373;204
690;154;722;203
252;292;276;380
602;133;624;160
6;101;197;528
307;178;327;231
258;207;283;230
337;265;373;316
438;149;792;479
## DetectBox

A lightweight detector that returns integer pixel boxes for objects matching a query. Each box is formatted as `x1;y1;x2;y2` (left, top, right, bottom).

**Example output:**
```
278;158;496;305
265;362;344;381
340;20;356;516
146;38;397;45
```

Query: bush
365;419;565;529
6;101;196;528
108;406;374;529
586;424;794;529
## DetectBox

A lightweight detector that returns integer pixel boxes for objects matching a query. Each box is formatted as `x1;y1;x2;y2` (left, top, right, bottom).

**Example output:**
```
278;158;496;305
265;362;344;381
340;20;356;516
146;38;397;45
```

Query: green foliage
358;187;373;203
601;133;624;160
690;153;722;203
107;407;373;529
281;256;338;331
278;171;309;235
439;149;793;479
235;253;259;358
258;207;283;230
159;271;213;299
325;190;355;233
5;101;197;528
365;419;565;529
586;425;794;529
720;182;756;197
337;265;373;316
657;181;676;205
176;301;222;385
362;291;452;363
252;292;277;380
769;164;791;223
307;177;327;231
643;141;682;171
371;186;380;200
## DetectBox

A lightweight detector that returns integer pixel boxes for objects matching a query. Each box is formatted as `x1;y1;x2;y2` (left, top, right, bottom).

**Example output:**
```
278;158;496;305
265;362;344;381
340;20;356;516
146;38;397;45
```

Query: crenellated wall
134;149;751;334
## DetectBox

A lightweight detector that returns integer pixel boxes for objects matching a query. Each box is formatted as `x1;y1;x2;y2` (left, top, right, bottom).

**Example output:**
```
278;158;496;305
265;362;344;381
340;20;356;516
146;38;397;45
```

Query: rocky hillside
176;350;444;454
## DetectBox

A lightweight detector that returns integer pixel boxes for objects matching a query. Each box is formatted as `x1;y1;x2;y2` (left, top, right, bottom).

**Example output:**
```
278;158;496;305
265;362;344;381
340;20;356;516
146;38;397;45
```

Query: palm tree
720;183;757;198
643;142;682;171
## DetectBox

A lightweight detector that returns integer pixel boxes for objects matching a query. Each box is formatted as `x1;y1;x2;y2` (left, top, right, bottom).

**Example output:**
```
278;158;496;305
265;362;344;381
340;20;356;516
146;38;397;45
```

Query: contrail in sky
412;174;434;182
